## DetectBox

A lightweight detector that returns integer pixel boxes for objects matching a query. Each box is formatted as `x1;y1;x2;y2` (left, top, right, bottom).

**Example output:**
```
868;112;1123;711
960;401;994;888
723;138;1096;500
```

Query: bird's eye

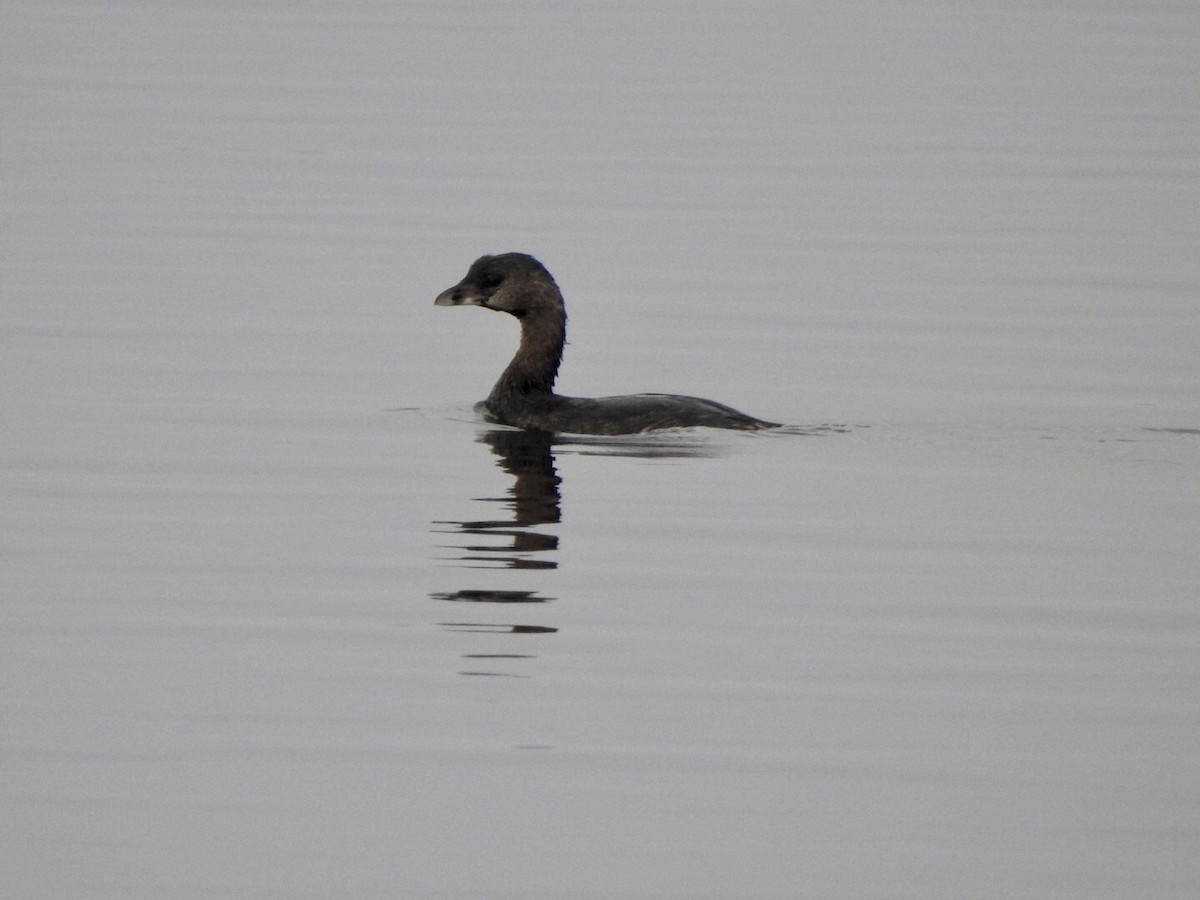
481;272;503;290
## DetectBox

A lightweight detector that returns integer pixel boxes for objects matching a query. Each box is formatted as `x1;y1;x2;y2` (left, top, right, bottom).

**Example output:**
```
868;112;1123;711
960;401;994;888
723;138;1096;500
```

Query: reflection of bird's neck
490;290;567;401
487;429;561;527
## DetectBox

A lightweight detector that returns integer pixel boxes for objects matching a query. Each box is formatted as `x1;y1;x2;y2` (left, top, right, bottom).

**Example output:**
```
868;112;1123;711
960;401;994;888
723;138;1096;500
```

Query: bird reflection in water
432;429;562;675
431;428;723;676
433;428;563;576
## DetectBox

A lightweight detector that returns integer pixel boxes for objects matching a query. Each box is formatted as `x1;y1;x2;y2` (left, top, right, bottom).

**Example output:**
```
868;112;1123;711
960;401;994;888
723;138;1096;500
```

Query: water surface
3;3;1198;898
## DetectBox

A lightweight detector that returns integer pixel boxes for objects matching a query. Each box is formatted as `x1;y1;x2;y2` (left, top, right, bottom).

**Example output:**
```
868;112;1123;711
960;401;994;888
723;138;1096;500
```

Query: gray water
3;3;1198;898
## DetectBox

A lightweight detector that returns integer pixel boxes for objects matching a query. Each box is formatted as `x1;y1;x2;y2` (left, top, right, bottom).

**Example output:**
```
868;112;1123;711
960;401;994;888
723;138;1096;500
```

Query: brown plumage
435;253;778;436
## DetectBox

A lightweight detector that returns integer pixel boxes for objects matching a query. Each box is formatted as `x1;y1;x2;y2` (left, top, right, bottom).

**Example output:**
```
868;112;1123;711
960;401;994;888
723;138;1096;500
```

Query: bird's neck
490;302;566;400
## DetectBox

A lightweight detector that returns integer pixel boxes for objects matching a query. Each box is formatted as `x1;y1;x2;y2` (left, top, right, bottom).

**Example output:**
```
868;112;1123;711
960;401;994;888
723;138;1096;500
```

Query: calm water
4;3;1199;898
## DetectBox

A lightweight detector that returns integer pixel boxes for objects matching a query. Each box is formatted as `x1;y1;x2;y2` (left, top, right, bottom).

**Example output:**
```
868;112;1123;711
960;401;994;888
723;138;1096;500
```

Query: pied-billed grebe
435;253;779;436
